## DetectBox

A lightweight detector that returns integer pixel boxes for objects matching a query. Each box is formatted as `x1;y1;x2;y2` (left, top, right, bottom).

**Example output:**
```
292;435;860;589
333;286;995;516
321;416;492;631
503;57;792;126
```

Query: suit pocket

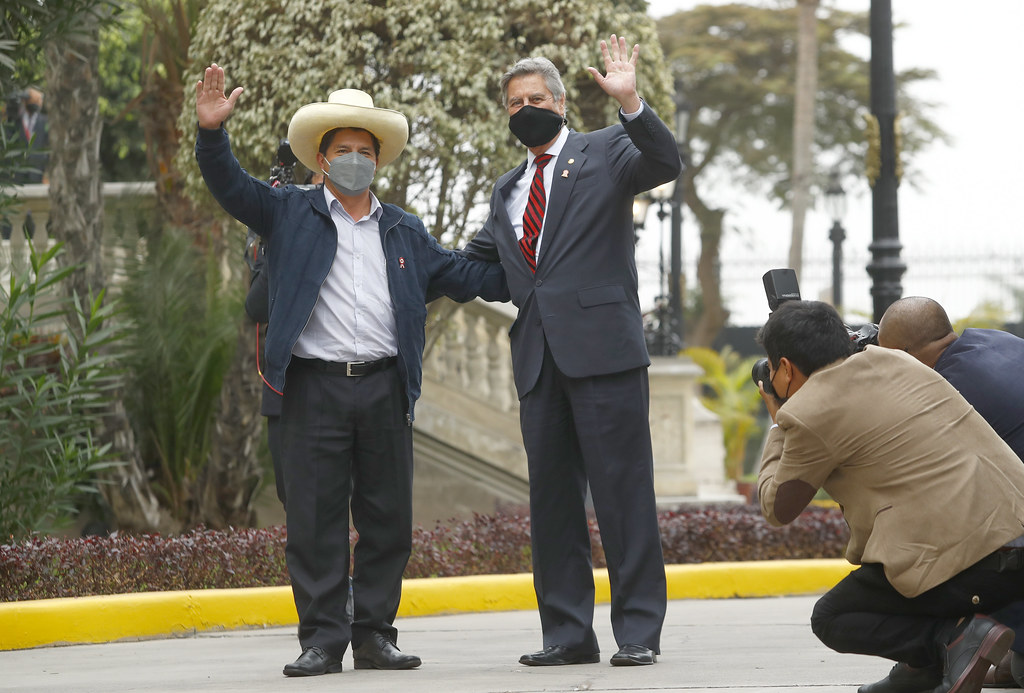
578;284;626;308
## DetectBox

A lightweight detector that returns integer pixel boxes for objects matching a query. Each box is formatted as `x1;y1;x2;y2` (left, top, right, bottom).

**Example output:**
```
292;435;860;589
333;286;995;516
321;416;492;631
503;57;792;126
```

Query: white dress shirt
291;188;398;362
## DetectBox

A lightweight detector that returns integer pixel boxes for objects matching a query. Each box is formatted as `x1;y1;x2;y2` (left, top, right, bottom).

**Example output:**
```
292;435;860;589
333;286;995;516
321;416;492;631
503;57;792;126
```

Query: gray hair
499;57;566;108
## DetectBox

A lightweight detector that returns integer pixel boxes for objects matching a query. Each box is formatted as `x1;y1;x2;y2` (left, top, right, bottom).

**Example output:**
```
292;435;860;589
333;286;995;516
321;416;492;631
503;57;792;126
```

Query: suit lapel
537;133;587;272
495;161;530;271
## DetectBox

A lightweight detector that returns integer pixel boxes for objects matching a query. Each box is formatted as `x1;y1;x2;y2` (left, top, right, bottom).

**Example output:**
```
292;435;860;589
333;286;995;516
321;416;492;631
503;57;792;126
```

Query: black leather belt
292;355;397;377
974;547;1024;573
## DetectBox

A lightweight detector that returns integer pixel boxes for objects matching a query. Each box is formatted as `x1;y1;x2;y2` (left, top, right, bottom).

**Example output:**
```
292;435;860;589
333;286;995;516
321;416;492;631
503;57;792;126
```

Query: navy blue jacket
195;126;507;420
935;327;1024;460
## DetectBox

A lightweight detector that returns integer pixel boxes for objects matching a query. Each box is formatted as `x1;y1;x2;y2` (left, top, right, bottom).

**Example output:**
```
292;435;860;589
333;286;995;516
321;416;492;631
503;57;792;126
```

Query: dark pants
519;342;666;654
268;358;413;660
811;555;1024;668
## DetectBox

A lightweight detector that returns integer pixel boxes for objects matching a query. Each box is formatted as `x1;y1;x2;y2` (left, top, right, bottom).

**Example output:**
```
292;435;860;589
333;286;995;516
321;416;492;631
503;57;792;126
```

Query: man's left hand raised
586;34;642;114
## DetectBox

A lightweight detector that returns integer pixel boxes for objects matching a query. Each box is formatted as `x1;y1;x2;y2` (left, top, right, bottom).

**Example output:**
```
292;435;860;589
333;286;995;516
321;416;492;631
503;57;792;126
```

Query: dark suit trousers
519;342;666;653
811;558;1024;667
267;358;413;660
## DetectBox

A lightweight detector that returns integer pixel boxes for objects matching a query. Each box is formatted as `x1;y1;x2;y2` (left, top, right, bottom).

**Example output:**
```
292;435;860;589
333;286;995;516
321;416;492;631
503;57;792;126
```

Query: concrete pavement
0;596;887;693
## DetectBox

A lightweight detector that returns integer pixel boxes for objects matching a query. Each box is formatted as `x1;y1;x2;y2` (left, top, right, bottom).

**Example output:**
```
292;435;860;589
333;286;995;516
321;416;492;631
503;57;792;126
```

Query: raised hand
586;34;641;113
195;63;244;130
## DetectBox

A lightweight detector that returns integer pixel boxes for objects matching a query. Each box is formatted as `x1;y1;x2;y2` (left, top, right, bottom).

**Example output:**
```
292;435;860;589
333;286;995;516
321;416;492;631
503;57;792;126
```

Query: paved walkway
0;596;886;693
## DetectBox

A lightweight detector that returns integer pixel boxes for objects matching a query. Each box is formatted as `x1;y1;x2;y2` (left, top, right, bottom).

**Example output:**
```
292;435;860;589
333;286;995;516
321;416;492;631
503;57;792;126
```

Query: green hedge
1;504;848;602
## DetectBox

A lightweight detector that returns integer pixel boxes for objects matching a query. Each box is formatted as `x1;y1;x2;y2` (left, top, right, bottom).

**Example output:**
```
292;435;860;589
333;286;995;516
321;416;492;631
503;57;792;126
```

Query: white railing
1;182;156;291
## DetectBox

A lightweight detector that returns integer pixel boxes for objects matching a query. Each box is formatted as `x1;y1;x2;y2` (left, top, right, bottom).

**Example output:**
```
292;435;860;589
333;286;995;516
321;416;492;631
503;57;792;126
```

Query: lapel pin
399;256;406;269
561;170;569;178
568;158;575;164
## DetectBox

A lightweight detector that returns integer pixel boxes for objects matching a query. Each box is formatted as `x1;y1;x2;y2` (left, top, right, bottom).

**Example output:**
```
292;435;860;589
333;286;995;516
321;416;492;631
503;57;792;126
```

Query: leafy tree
165;0;676;533
657;4;944;346
174;0;674;249
121;229;248;527
98;6;148;182
0;242;122;539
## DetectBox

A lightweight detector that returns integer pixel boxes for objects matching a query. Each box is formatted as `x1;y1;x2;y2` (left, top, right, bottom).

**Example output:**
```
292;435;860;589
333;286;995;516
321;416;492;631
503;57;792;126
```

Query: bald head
877;297;958;368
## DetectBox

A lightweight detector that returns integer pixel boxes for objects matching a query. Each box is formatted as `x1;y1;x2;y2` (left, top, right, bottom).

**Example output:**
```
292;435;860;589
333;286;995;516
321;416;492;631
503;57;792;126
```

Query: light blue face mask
323;152;376;196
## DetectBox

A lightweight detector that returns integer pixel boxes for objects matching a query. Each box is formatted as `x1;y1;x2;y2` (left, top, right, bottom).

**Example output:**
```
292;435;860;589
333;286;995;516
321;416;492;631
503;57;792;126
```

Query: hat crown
327;89;374;109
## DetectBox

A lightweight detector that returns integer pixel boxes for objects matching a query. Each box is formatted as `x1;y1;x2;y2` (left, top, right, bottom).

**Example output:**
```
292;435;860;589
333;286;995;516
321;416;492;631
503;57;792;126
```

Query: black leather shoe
858;662;942;693
610;643;656;666
519;645;600;666
282;646;343;677
937;615;1014;693
352;632;421;670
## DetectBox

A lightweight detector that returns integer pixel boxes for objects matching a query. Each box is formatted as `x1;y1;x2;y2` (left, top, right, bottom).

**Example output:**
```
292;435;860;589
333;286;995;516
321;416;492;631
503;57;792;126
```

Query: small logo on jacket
399;256;406;269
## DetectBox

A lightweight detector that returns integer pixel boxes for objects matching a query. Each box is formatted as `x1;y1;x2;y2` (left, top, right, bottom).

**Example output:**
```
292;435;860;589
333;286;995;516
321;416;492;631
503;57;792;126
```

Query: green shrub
0;505;849;601
0;241;123;540
120;229;241;519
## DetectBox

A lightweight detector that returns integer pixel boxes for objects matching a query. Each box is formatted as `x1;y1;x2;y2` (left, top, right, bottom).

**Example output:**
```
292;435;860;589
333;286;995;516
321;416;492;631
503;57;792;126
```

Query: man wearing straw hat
195;63;507;677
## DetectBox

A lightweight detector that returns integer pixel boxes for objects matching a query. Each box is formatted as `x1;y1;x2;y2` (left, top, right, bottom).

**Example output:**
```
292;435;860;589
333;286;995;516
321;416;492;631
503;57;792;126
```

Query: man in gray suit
462;35;682;667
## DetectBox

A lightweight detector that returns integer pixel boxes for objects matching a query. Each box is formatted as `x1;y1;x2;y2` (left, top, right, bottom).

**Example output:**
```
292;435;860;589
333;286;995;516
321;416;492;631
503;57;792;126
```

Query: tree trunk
197;310;264;528
44;16;177;534
685;172;729;347
788;0;820;277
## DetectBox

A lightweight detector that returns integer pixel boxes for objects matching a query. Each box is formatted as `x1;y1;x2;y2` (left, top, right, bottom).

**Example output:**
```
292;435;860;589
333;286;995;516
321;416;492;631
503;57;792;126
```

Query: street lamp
644;180;677;356
867;0;906;321
824;170;847;311
632;194;651;244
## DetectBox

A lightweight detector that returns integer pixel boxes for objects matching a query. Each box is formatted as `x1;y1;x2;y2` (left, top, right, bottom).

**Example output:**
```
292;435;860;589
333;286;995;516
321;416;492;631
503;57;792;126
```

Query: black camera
268;139;297;188
751;269;878;398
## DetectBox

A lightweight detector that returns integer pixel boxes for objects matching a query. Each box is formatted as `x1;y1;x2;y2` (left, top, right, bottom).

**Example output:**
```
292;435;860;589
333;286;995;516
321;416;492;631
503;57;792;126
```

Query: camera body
751;269;879;398
268;139;298;188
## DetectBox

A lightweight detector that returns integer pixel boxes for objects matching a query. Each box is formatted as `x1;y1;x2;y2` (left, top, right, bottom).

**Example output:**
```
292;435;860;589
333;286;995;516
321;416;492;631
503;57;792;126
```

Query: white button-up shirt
291;188;398;362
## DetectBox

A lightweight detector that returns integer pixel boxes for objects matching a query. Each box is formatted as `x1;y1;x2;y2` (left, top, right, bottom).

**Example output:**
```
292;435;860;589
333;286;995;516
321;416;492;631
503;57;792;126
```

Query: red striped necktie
519;153;553;272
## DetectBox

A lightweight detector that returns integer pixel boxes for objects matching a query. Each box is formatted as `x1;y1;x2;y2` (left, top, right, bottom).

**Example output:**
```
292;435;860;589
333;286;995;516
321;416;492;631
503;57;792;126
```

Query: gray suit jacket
463;104;683;397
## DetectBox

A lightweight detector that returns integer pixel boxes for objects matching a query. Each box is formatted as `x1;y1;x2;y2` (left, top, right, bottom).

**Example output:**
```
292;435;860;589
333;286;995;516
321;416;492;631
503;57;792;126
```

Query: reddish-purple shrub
0;505;849;601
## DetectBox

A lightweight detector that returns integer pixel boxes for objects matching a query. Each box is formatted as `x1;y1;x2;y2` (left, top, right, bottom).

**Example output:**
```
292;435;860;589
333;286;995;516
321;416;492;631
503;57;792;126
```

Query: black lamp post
668;91;692;352
866;0;906;322
824;170;847;311
642;181;679;356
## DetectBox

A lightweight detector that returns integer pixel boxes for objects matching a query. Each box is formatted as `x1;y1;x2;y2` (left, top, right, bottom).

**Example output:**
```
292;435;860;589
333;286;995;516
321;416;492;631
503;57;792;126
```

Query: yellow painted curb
0;559;854;652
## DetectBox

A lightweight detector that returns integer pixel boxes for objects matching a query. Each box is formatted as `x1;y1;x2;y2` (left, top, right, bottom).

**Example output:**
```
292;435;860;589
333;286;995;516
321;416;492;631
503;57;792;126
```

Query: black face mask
508;105;564;147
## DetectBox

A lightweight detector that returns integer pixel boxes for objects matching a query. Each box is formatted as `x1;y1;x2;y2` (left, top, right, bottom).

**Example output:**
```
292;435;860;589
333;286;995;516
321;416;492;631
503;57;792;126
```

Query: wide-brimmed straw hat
287;89;409;172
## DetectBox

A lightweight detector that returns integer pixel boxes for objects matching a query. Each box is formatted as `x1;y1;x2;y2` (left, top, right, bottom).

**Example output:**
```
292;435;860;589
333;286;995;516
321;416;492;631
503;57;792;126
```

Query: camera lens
751;358;776;398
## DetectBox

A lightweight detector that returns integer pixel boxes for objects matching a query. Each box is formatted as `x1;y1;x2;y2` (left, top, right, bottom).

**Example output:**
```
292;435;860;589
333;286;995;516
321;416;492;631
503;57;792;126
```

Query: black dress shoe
519;645;600;666
858;662;941;693
938;615;1014;693
352;632;421;670
610;643;656;666
282;646;343;677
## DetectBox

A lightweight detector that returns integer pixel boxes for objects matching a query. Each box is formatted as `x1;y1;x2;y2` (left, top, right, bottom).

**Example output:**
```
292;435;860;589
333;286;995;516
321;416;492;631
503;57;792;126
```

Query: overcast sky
637;0;1024;325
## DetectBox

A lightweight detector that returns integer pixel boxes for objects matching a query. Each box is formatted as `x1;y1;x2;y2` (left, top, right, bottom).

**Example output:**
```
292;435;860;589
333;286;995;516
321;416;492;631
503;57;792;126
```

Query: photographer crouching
754;299;1024;693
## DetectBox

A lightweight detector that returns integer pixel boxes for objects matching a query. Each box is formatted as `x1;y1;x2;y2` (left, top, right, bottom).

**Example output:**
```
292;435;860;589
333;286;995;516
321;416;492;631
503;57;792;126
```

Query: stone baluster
487;322;513;412
464;314;490;400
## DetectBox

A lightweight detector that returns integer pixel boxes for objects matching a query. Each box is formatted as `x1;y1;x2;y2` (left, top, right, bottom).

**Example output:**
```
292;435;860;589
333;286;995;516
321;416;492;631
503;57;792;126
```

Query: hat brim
287;102;409;173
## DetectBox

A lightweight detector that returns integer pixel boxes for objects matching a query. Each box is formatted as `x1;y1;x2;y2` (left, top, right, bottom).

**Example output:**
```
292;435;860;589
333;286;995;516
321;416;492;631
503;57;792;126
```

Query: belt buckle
346;361;366;377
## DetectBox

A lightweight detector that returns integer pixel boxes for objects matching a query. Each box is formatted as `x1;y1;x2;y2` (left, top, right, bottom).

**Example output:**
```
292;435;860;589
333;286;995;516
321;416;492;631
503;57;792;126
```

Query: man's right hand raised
195;63;244;130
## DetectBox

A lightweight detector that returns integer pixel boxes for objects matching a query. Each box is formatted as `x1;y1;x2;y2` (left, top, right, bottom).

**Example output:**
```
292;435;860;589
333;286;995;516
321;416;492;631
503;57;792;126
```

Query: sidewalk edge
0;559;853;651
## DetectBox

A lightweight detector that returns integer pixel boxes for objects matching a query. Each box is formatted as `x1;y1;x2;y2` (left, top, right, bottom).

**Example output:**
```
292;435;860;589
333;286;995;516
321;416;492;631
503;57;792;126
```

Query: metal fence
716;251;1024;327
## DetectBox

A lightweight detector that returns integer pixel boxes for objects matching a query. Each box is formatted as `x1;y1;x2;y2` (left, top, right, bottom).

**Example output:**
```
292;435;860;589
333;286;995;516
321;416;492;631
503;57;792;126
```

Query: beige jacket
759;346;1024;597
